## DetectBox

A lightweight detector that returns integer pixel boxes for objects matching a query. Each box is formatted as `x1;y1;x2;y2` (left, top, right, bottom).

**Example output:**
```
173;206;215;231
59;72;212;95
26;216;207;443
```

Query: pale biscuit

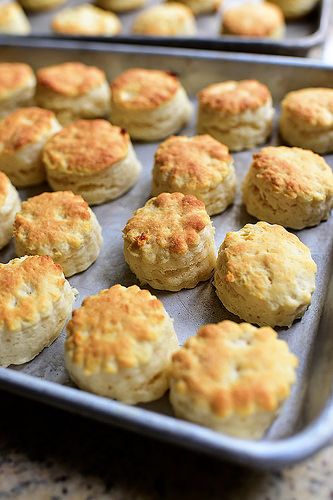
132;3;196;36
36;62;111;126
0;62;36;119
0;2;31;35
152;135;236;216
197;80;274;151
110;68;192;141
214;222;317;327
0;107;61;187
51;4;122;36
43;119;141;205
0;255;75;367
243;146;333;229
65;284;179;404
14;191;103;277
280;88;333;154
168;0;222;15
123;192;216;291
170;320;298;439
221;2;285;39
0;172;20;250
95;0;147;12
269;0;319;18
19;0;66;11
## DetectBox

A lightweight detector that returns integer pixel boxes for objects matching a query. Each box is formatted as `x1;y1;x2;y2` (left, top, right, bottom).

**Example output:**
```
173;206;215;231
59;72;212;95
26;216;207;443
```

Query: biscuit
19;0;66;11
0;255;75;367
123;192;216;291
269;0;319;18
95;0;146;12
43;119;141;205
243;146;333;229
36;62;111;126
51;4;122;36
280;88;333;154
110;68;192;141
14;191;103;277
0;62;36;119
65;284;179;404
0;107;61;187
197;80;274;151
222;2;285;39
0;172;20;250
0;2;31;35
214;222;317;327
132;3;196;36
152;135;236;216
169;0;222;15
169;320;298;439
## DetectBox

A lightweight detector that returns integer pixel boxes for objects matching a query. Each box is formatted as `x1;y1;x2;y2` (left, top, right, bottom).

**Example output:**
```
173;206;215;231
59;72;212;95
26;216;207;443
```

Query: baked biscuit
152;135;236;216
51;4;122;37
0;2;31;35
14;191;103;277
214;222;317;327
280;88;333;154
19;0;66;11
0;255;75;367
110;68;192;141
0;107;61;187
95;0;146;12
123;192;216;291
0;172;20;250
65;284;179;404
169;320;298;439
36;62;111;126
222;2;285;39
269;0;319;18
243;147;333;229
0;62;36;119
197;80;274;151
168;0;222;14
132;3;196;36
43;119;141;205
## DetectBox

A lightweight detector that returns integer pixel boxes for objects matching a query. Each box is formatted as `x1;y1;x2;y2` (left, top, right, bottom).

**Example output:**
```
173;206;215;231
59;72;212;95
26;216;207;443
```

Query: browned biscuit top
282;88;333;128
0;63;34;100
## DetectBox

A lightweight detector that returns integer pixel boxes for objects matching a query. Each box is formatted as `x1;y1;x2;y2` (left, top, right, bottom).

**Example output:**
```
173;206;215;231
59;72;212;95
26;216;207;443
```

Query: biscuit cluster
0;59;332;442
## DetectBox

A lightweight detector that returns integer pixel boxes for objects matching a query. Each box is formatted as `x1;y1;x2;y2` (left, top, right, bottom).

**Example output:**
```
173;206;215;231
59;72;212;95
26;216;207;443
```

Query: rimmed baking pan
0;0;330;56
0;40;333;469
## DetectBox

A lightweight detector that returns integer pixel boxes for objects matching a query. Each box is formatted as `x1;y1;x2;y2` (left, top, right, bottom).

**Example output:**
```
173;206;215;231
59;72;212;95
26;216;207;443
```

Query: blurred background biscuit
170;320;298;439
170;0;222;15
14;191;103;277
269;0;319;18
0;62;35;119
95;0;147;12
0;107;61;187
43;119;141;205
0;2;31;35
0;172;20;250
65;284;179;404
51;4;122;36
19;0;66;11
132;3;196;36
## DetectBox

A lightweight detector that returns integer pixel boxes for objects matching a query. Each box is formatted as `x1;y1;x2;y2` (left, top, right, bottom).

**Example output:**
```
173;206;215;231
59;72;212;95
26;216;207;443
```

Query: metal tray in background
0;40;333;469
0;0;331;56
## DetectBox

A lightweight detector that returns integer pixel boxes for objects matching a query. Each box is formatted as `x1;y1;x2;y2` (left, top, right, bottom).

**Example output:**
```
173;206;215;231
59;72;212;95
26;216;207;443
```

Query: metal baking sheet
0;40;333;469
0;0;330;56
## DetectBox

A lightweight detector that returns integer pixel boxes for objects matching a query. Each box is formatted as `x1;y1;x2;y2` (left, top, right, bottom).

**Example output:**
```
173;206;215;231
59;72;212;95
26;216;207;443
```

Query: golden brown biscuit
152;135;236;216
14;191;103;277
43;119;141;205
132;3;196;36
19;0;66;11
51;4;122;36
0;171;20;250
65;284;179;404
170;0;222;15
0;62;36;119
170;320;298;439
243;146;333;229
36;62;111;126
222;2;285;39
0;255;76;367
0;107;61;187
0;2;31;35
280;88;333;154
123;192;216;291
110;68;192;141
269;0;319;18
214;222;317;327
197;80;274;151
95;0;146;12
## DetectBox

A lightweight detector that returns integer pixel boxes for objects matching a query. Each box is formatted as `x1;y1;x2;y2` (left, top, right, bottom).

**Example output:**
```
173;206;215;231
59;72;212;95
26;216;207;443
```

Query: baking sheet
0;41;333;468
0;0;330;56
